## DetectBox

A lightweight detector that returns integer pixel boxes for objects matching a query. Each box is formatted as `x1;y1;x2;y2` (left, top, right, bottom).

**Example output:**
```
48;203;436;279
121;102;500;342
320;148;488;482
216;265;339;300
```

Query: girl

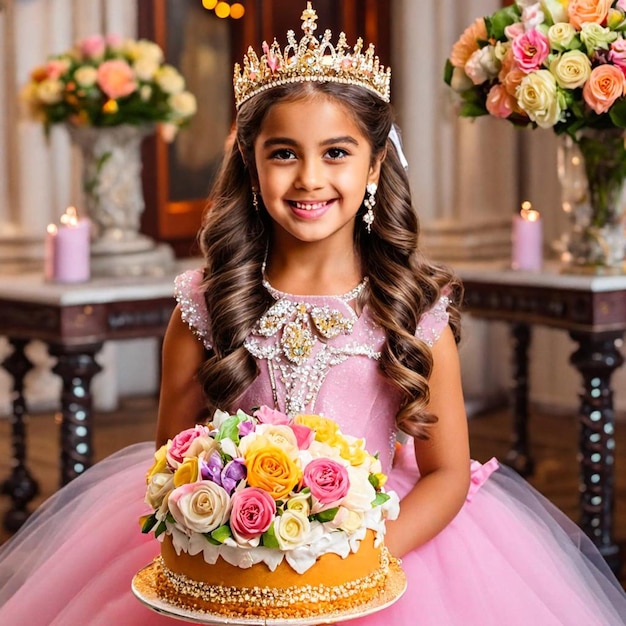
1;5;626;624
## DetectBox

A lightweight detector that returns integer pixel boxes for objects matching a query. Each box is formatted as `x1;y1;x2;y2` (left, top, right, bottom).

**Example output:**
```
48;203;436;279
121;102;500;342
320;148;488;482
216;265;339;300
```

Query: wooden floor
0;396;624;590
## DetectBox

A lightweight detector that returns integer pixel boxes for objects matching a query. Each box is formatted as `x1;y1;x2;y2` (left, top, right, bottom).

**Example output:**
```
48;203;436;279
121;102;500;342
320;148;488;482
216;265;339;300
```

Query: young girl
1;5;625;625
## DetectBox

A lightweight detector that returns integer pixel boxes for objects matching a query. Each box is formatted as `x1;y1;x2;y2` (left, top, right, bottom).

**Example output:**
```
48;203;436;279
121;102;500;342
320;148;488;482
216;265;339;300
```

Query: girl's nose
294;158;323;190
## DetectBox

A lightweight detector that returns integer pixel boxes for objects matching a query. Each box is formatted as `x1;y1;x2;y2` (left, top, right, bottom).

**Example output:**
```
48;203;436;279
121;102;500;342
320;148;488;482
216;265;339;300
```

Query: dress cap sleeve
174;269;212;350
416;295;450;347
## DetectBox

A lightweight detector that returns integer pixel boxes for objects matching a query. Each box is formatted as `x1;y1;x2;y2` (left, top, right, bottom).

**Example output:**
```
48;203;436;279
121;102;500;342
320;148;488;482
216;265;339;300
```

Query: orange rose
568;0;612;30
450;18;488;69
244;441;302;500
583;64;626;114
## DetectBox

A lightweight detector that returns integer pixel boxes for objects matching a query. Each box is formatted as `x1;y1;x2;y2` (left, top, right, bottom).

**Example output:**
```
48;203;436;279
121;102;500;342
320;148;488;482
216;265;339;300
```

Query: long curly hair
196;81;463;439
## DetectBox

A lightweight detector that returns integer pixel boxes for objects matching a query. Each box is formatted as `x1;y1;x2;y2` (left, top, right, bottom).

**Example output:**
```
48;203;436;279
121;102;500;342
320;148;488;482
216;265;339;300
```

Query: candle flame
47;223;58;235
520;201;540;222
60;206;79;227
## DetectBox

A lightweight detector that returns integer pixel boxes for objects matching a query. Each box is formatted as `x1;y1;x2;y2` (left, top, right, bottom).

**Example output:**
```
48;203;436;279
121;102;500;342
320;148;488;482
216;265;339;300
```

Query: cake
137;406;403;620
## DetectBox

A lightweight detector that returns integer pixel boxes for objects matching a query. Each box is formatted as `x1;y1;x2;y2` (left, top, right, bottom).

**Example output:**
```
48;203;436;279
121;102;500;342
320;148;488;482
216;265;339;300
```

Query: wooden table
0;262;197;531
456;261;626;573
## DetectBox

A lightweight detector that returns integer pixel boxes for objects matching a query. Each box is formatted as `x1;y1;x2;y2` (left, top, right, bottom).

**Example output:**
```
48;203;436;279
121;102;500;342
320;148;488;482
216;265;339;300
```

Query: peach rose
583;64;626;114
96;59;137;100
450;17;488;68
568;0;612;30
486;84;515;118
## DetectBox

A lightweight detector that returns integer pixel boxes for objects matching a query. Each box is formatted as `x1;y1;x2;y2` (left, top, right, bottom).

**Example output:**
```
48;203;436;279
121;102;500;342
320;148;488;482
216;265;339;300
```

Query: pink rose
254;405;290;425
303;459;350;505
230;487;276;539
609;39;626;74
512;30;550;73
583;64;626;114
105;33;124;50
290;423;315;450
504;22;525;41
166;425;210;468
486;84;515;119
618;0;626;11
45;60;69;80
96;59;137;99
79;34;106;59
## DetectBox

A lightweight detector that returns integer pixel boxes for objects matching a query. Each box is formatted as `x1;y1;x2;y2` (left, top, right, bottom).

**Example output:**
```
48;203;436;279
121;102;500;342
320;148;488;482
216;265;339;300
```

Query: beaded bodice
175;269;450;472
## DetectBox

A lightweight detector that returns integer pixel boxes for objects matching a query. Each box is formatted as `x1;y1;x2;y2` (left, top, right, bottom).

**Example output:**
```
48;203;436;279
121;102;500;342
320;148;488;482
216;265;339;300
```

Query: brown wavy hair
196;81;463;439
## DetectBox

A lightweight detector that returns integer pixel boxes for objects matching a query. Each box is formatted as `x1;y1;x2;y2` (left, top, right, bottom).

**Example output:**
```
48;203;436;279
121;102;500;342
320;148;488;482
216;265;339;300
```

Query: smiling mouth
289;200;332;211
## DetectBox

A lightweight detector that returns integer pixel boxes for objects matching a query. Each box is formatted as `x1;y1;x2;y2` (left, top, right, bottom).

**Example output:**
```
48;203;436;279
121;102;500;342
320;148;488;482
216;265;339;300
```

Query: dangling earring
252;190;259;213
363;182;377;233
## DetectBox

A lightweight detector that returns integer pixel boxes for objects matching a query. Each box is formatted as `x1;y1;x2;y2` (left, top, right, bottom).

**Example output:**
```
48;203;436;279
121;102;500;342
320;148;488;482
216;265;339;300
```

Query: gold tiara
233;2;391;110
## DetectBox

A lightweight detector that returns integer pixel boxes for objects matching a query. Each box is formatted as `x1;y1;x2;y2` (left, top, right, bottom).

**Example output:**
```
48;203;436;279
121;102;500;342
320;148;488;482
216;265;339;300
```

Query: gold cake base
132;558;407;625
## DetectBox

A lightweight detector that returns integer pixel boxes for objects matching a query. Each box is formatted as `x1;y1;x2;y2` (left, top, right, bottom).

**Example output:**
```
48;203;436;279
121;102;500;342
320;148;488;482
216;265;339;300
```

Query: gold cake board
132;558;407;625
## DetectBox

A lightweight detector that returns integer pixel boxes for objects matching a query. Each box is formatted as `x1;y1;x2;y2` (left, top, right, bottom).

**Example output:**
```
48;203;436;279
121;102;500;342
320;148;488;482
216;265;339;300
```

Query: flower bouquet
22;33;197;140
141;406;399;573
444;0;626;270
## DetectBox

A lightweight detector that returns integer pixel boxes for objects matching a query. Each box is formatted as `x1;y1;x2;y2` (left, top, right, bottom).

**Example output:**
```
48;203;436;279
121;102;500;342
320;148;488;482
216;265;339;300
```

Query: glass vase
557;128;626;274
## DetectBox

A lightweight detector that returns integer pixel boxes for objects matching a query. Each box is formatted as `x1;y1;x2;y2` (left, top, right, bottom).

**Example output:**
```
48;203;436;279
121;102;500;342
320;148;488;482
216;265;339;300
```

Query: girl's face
253;95;382;250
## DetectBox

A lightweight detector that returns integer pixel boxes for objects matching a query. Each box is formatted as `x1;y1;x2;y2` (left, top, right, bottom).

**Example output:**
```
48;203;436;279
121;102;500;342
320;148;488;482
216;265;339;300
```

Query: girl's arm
384;324;471;557
155;304;207;448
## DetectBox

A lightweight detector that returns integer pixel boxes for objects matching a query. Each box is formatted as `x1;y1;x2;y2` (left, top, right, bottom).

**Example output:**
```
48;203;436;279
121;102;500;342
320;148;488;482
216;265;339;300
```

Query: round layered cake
136;407;403;621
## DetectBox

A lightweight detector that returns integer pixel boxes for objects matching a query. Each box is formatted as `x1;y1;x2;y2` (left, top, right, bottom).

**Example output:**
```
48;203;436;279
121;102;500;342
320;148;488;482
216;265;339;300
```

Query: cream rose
36;79;63;104
548;23;577;50
341;466;377;513
254;424;300;459
125;38;164;64
550;50;592;89
286;492;311;516
464;46;500;85
133;58;160;82
274;510;311;550
74;66;98;88
145;471;175;510
516;70;564;128
155;65;185;94
168;480;231;534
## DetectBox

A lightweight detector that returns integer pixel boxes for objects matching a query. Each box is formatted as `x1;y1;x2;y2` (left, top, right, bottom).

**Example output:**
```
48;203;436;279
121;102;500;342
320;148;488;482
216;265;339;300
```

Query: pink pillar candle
511;203;543;271
45;207;91;283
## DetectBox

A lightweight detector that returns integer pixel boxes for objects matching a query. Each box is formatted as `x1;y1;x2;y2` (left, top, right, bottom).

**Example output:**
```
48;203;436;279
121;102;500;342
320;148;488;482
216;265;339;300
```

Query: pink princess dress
0;268;625;626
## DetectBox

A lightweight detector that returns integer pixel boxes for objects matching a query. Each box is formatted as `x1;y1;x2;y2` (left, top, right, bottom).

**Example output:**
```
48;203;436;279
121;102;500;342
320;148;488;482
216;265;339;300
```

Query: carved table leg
48;342;103;486
1;338;40;531
505;322;535;476
569;330;624;574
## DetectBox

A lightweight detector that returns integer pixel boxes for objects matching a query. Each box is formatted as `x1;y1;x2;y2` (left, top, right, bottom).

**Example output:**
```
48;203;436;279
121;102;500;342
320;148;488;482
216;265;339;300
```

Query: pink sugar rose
583;64;626;114
303;458;350;505
230;487;276;539
97;59;137;100
486;84;515;119
512;30;550;73
290;423;315;450
609;39;626;74
166;424;210;468
79;34;106;59
254;405;290;425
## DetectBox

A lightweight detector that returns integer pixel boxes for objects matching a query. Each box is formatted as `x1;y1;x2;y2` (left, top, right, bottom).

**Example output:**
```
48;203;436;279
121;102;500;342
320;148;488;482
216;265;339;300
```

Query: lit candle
45;206;91;283
511;201;543;271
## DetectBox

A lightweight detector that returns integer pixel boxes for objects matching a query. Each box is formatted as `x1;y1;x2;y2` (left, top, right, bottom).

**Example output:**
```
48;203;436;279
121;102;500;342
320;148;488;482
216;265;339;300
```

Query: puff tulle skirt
0;442;624;626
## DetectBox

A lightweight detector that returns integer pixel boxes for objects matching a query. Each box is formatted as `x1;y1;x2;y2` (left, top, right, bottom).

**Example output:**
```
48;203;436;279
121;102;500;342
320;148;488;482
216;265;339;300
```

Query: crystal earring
363;182;377;233
252;190;259;213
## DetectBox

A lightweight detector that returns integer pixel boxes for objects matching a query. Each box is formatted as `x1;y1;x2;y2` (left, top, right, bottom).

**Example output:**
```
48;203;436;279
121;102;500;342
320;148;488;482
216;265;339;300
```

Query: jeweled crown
233;2;391;110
